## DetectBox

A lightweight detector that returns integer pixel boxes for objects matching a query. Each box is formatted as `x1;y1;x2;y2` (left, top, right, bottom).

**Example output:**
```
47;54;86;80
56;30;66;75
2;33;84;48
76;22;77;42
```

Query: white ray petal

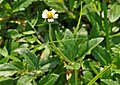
53;14;58;19
48;19;54;22
51;9;56;14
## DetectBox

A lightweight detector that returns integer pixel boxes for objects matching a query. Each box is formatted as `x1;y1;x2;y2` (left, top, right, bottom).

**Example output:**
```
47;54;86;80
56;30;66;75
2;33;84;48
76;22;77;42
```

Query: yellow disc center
47;11;54;19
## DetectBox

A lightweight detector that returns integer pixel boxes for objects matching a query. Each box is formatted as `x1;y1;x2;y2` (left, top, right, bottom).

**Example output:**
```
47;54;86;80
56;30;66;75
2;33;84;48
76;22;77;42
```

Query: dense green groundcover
0;0;120;85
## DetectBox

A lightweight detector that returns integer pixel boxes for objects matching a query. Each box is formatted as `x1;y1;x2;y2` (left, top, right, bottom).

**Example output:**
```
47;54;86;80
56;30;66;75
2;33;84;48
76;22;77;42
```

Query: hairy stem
74;1;82;36
102;0;110;51
49;23;73;65
87;65;111;85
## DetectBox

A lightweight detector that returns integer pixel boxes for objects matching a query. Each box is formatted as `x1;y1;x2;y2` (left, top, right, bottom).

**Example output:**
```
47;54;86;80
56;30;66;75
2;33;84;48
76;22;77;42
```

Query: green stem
61;4;75;19
89;62;99;75
93;1;97;11
27;20;42;45
87;65;111;85
74;1;82;36
48;23;73;65
75;68;78;85
97;0;101;11
27;20;37;32
49;23;78;84
110;32;120;38
102;0;110;51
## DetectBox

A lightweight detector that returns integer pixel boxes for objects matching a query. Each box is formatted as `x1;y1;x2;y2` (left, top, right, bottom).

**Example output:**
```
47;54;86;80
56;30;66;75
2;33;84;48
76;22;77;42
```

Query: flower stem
48;23;73;65
49;23;78;85
59;2;75;19
102;0;110;51
74;1;82;36
87;65;111;85
75;68;78;85
62;5;76;19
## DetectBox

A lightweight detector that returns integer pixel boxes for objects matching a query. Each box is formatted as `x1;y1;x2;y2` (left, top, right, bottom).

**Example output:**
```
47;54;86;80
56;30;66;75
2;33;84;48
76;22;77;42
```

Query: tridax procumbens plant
0;0;120;85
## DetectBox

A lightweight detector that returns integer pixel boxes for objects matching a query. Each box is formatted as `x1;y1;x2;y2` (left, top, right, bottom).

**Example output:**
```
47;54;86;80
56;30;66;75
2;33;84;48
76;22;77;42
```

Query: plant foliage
0;0;120;85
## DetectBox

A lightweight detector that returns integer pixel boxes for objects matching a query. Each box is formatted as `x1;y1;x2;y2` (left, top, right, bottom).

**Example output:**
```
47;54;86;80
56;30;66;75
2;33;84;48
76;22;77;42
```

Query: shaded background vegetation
0;0;120;85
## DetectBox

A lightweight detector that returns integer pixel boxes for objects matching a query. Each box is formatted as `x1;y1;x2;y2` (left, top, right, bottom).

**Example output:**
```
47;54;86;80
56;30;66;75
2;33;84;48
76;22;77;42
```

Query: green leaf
83;71;94;84
82;3;97;15
65;62;80;70
0;47;8;57
11;41;19;51
90;22;100;38
13;0;38;12
0;63;19;71
111;44;120;53
78;37;104;59
32;80;37;85
0;57;9;63
0;71;17;77
39;55;59;67
10;61;24;69
38;73;59;85
92;46;112;65
0;77;14;85
19;49;38;69
17;75;33;85
101;79;119;85
26;36;37;44
32;45;44;53
40;47;50;59
76;28;88;44
40;61;58;72
69;0;74;10
43;0;65;13
109;2;120;22
8;55;21;62
60;29;76;61
23;31;36;35
75;28;88;59
0;0;3;4
112;53;120;69
85;8;102;31
111;36;120;45
113;69;120;75
4;1;12;10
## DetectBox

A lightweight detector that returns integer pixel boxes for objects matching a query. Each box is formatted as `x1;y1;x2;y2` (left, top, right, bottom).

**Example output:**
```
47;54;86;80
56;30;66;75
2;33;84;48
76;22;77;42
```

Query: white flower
42;9;58;22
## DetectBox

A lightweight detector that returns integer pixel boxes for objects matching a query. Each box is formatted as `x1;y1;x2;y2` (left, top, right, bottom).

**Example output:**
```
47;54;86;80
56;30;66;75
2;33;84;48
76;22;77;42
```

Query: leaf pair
58;28;104;62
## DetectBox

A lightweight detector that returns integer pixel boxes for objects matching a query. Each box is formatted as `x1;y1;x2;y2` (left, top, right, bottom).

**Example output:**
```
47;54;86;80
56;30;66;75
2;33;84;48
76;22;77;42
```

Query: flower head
42;9;58;22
